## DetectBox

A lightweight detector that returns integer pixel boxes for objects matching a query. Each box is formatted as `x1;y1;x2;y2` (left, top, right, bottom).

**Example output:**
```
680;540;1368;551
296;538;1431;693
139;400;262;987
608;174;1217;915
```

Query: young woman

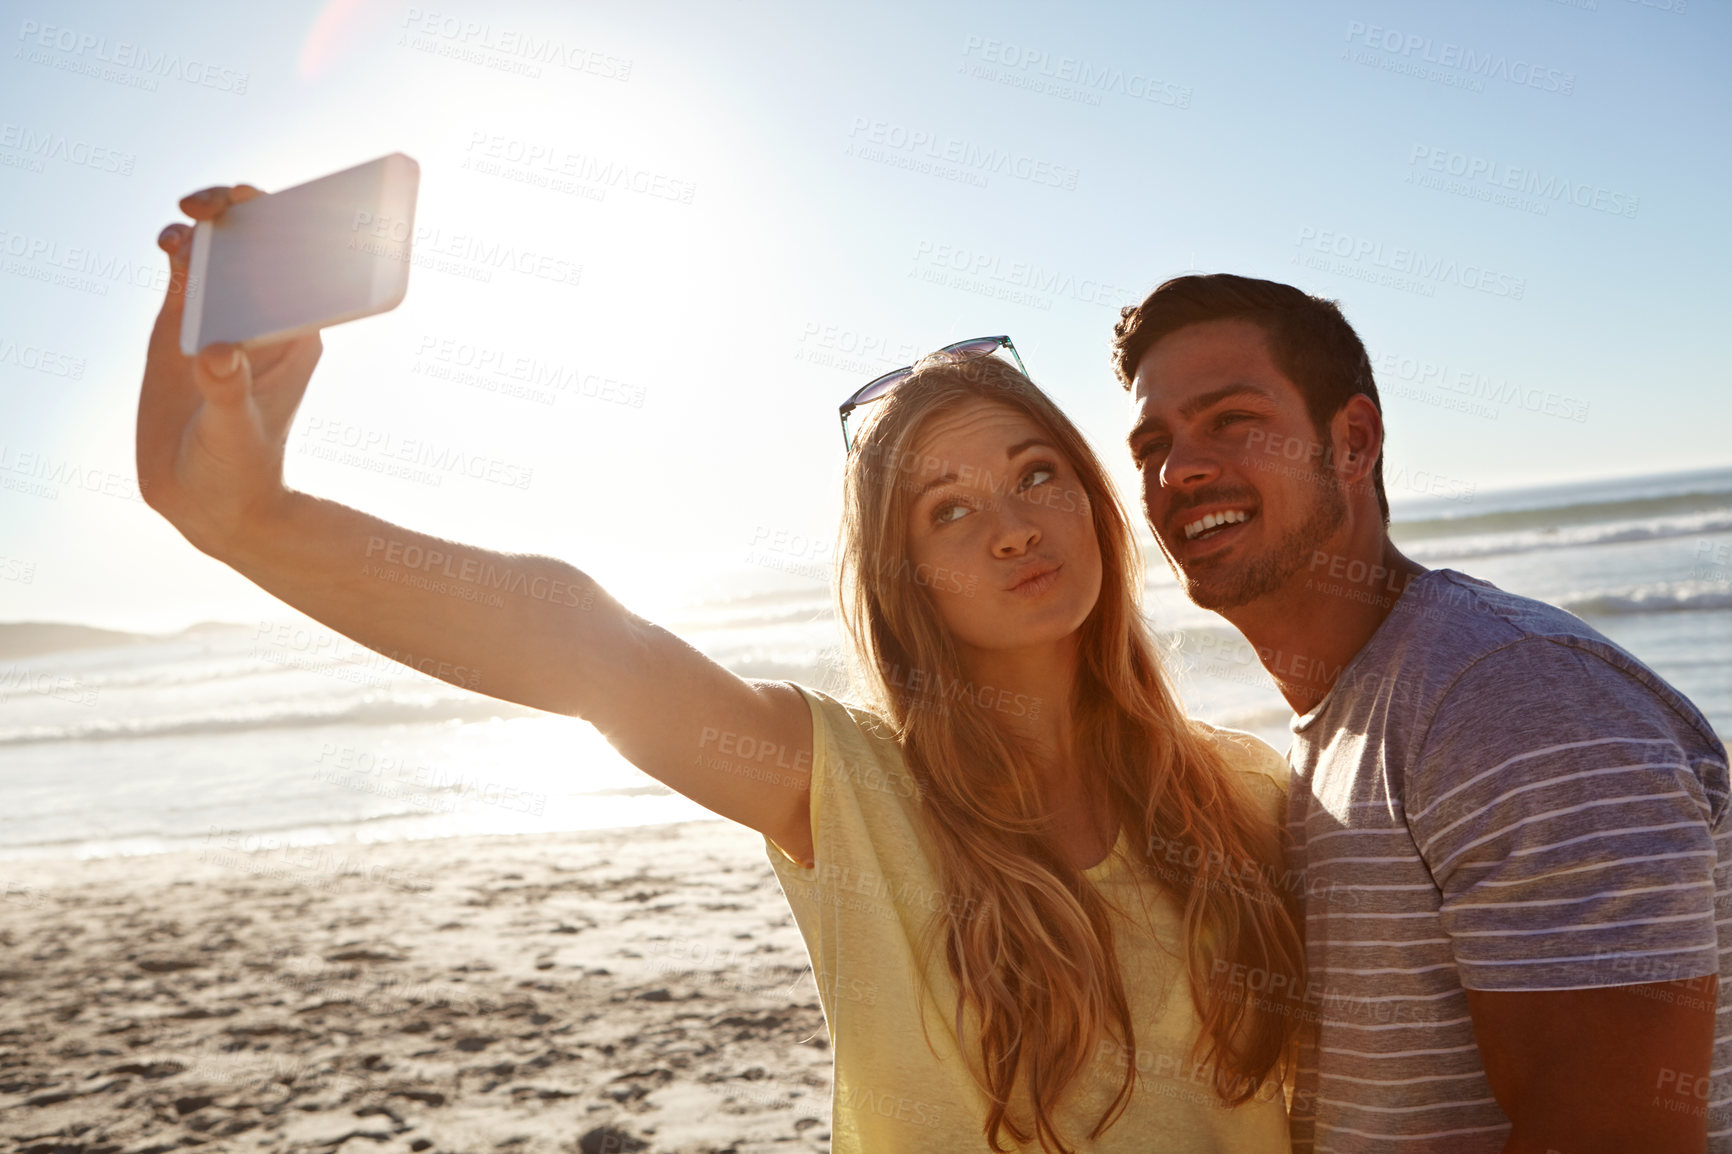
138;186;1306;1153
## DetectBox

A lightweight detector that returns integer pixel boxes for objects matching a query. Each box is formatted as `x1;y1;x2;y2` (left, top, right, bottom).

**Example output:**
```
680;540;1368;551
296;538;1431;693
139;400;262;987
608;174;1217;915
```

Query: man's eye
1216;411;1254;429
1135;441;1170;465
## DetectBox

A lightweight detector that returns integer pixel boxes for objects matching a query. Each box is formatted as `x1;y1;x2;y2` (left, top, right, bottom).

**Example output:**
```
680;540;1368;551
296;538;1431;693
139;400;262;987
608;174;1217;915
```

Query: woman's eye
1019;464;1055;491
933;500;970;524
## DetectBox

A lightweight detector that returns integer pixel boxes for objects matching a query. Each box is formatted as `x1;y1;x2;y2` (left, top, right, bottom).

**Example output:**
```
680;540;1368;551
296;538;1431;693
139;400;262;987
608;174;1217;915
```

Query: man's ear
1332;395;1384;493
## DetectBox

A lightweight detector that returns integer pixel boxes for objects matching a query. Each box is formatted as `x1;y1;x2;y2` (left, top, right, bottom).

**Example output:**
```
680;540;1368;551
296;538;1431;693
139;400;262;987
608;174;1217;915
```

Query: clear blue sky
1;0;1726;630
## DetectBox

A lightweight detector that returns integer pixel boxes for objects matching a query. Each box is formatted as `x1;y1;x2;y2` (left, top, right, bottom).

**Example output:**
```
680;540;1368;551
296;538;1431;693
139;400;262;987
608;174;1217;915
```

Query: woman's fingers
139;183;284;530
157;183;266;331
153;222;194;322
158;222;192;258
176;183;264;221
148;183;265;375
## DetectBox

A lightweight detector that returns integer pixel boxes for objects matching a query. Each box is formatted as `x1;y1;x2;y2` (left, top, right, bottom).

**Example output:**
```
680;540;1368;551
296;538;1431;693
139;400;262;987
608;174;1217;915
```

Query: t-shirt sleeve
764;683;829;873
1200;723;1289;828
1407;636;1730;991
761;684;923;902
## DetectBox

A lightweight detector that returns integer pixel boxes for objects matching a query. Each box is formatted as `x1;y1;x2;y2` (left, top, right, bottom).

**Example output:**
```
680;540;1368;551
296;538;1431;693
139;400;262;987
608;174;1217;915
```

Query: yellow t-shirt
765;684;1293;1153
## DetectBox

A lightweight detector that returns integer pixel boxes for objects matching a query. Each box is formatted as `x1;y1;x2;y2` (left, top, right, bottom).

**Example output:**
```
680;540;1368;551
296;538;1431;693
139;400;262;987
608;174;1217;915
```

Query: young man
1114;273;1731;1154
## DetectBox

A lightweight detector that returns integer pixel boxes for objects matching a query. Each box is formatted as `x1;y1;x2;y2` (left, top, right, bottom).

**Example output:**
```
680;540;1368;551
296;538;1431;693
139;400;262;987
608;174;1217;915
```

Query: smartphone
179;152;420;355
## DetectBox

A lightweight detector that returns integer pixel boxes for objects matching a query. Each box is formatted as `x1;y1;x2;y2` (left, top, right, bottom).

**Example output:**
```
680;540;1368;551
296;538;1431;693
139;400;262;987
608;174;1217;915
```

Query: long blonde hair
834;350;1304;1152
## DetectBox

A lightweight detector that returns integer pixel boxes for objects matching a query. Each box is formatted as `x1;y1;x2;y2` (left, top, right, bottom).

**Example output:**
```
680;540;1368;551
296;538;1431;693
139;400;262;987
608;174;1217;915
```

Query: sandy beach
0;821;834;1154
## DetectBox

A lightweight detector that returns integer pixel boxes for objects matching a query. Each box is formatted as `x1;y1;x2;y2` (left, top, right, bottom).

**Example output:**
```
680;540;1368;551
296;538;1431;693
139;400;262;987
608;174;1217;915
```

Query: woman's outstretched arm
137;184;815;864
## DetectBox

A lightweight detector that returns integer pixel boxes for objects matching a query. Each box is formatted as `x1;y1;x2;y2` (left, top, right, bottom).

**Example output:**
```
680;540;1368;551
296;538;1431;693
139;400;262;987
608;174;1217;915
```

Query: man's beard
1167;465;1348;612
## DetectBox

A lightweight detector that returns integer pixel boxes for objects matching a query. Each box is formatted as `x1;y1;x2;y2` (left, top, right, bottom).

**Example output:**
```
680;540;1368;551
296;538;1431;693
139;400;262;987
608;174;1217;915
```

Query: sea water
1;467;1727;863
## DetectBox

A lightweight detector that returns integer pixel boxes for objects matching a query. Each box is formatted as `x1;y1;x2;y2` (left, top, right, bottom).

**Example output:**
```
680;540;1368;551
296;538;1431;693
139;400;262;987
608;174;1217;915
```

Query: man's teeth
1183;510;1251;540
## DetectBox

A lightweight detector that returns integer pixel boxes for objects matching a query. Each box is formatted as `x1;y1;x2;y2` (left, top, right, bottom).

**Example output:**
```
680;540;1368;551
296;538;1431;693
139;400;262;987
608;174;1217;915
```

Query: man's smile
1181;508;1252;541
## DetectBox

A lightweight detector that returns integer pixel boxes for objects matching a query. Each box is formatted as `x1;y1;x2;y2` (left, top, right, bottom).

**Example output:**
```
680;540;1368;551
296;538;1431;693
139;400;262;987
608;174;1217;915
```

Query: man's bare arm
1466;977;1717;1153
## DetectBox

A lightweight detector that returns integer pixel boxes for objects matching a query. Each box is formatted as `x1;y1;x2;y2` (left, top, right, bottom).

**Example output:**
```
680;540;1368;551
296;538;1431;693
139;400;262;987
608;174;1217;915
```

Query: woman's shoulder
1189;720;1289;797
786;683;913;793
792;682;900;749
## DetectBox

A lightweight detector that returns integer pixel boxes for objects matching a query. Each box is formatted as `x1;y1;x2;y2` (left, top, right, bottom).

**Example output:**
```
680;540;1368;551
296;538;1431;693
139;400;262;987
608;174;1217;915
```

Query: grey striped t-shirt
1286;568;1731;1153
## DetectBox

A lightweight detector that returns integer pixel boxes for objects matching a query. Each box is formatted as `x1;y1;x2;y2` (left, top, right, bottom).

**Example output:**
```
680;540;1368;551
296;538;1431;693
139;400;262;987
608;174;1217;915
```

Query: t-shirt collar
1289;568;1447;735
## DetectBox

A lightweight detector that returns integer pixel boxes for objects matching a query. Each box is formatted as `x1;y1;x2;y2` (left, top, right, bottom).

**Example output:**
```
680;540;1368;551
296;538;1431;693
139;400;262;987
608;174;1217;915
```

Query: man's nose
1158;438;1221;490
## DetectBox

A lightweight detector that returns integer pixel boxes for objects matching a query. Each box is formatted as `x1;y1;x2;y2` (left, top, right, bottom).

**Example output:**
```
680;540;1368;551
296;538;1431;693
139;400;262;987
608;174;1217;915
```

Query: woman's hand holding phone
138;184;322;560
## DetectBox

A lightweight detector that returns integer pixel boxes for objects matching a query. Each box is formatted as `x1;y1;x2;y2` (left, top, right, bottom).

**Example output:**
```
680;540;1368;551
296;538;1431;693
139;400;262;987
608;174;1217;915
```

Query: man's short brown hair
1112;273;1388;524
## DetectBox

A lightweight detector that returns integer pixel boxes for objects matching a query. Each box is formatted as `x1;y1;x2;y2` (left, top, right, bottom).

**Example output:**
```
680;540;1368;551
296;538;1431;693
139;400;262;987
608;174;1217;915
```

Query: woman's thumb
194;342;254;409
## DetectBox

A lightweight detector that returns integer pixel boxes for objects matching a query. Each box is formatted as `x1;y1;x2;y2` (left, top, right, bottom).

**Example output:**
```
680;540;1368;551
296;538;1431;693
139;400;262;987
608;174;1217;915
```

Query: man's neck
1224;536;1427;715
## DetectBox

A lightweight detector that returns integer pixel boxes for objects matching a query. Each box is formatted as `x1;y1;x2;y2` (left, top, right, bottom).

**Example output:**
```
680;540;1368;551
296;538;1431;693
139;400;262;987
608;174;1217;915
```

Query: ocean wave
1557;584;1732;617
1394;489;1732;543
1403;511;1732;563
0;692;539;748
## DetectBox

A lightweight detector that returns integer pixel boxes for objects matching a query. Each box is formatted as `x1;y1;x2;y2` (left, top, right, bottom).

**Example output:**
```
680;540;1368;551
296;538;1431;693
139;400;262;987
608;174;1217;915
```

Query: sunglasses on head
837;335;1026;452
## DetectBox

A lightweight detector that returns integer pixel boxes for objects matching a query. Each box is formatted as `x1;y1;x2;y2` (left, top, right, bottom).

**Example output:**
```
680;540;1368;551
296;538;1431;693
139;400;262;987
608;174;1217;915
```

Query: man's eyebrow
1127;384;1275;450
914;439;1057;501
1126;417;1162;452
1179;383;1274;419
